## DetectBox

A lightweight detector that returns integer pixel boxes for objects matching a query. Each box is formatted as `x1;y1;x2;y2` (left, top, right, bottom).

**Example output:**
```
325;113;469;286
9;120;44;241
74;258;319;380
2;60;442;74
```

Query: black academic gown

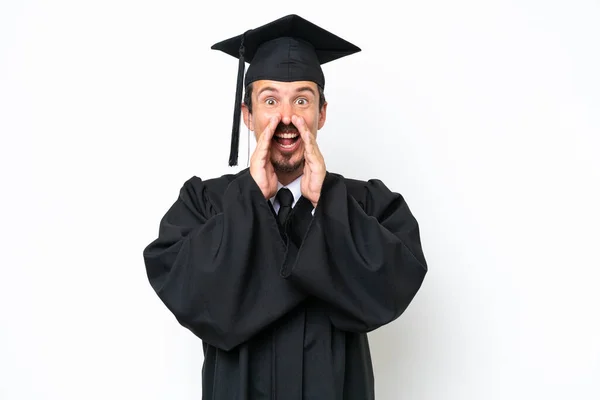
143;168;427;399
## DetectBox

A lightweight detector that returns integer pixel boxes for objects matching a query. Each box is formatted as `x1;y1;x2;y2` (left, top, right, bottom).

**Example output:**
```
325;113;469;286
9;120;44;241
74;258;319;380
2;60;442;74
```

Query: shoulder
325;171;406;218
326;171;398;200
178;168;251;211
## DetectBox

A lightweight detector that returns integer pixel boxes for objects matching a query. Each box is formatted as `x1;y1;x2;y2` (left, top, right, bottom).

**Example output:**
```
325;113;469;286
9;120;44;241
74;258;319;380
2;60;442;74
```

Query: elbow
171;299;252;352
364;308;400;332
329;308;396;334
364;268;428;330
176;314;247;352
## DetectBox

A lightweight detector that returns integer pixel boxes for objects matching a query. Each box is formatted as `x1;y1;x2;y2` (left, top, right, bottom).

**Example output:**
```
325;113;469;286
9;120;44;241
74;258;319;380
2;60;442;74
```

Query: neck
276;169;303;186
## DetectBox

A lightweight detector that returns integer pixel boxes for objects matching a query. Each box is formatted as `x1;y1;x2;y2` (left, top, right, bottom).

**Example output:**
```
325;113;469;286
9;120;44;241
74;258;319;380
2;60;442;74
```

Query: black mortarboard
211;14;361;166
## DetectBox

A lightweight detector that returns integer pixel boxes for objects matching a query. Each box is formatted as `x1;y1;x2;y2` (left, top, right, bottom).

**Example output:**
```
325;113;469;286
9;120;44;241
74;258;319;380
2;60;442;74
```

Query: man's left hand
293;115;326;209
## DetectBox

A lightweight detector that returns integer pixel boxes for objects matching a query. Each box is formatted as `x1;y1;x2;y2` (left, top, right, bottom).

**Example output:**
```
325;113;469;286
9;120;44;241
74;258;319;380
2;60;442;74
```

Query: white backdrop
1;1;599;399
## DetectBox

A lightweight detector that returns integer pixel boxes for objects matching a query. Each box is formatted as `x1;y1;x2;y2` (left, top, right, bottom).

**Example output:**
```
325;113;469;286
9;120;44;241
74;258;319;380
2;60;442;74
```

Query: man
143;14;427;399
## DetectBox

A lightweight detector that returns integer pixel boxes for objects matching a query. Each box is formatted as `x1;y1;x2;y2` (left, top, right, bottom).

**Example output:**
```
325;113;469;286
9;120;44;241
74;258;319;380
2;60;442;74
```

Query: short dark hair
243;82;326;114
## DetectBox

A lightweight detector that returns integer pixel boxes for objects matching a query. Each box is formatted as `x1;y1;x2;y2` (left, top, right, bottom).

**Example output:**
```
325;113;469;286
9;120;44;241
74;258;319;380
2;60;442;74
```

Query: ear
317;101;327;130
242;103;253;131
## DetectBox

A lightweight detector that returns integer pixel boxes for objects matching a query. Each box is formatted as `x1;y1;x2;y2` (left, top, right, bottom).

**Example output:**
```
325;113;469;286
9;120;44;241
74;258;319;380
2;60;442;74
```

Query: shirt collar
270;174;303;211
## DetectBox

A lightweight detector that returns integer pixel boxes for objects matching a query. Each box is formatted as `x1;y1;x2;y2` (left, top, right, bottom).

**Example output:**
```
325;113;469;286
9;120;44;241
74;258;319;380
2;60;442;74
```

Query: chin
272;155;304;174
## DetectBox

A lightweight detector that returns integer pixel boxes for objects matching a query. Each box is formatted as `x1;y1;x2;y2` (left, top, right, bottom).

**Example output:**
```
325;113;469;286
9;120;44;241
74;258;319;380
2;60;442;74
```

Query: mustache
275;123;299;134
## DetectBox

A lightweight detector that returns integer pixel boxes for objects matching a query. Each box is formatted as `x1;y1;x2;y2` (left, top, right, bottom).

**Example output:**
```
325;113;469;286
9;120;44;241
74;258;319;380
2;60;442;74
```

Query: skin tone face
242;80;327;186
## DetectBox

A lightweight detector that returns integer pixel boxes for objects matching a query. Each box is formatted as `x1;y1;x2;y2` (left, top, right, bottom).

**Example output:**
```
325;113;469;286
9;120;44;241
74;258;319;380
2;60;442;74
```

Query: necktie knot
276;188;294;208
276;188;294;227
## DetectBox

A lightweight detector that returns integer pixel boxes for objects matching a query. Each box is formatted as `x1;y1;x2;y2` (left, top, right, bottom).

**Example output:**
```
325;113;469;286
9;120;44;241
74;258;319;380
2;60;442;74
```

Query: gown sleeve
143;171;307;351
281;172;428;333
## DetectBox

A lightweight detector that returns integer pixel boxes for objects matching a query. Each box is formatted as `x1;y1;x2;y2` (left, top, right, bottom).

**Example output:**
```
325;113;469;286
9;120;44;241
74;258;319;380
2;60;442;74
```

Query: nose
280;102;293;125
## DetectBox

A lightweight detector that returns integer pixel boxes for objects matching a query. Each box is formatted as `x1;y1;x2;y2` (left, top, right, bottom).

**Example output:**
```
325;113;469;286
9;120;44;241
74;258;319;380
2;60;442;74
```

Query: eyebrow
257;86;279;96
256;86;317;97
295;86;317;96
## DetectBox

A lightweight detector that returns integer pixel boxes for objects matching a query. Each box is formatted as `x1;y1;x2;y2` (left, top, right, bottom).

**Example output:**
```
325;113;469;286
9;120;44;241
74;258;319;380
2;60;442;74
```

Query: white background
1;0;599;399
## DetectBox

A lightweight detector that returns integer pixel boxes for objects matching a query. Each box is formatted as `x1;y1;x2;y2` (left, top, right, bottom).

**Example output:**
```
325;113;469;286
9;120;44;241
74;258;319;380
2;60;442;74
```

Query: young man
143;14;427;399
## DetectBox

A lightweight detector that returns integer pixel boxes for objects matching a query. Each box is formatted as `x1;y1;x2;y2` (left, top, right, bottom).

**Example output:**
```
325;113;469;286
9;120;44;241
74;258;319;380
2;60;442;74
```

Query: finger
293;116;315;153
292;115;312;141
260;115;279;147
255;116;279;159
295;117;324;165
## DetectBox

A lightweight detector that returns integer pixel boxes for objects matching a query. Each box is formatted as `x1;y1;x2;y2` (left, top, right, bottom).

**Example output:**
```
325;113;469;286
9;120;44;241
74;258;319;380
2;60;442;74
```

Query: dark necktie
276;188;294;228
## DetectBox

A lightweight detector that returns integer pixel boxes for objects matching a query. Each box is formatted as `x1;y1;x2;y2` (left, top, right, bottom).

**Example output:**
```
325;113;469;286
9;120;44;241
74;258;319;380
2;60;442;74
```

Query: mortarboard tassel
228;33;247;166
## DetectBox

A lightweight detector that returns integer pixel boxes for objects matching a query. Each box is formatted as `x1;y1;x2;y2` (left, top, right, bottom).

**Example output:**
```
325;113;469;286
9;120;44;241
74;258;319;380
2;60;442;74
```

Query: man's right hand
250;116;280;200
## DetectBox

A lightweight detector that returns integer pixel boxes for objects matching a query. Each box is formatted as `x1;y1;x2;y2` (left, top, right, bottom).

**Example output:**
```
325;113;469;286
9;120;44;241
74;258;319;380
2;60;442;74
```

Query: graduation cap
211;14;361;166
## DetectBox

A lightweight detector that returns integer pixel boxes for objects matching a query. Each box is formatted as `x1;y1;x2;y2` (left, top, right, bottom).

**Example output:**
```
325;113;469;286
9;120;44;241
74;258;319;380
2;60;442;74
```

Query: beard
271;154;304;173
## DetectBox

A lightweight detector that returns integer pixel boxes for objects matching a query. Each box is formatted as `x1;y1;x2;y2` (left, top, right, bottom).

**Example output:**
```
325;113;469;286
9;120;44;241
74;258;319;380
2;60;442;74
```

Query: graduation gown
143;168;427;399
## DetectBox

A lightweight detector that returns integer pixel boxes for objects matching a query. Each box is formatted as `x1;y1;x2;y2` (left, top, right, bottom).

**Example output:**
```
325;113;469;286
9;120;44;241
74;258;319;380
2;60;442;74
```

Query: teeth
275;133;298;139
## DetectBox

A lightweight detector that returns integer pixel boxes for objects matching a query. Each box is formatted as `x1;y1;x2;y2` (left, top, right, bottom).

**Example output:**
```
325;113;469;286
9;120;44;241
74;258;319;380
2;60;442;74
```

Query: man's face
242;80;327;174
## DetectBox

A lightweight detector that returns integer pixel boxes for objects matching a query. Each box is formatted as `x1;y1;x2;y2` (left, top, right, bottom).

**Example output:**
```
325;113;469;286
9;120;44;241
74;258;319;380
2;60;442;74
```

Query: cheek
297;109;319;128
250;114;272;132
301;116;318;131
261;111;280;121
251;111;281;131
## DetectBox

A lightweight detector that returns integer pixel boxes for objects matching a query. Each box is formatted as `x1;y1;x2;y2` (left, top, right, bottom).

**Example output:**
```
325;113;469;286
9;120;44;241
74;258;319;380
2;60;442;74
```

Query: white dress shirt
269;175;315;216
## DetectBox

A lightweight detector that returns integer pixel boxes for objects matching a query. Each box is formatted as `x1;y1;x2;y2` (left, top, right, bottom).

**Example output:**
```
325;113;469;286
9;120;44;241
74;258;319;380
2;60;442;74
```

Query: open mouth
274;131;300;149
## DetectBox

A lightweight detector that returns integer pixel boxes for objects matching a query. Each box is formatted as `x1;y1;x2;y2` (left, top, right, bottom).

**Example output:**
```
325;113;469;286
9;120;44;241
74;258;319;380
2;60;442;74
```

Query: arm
282;173;427;332
143;171;306;351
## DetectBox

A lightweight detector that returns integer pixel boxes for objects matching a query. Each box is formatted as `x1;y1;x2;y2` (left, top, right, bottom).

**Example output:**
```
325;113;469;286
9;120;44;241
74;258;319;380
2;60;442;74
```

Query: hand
294;115;326;208
250;116;280;200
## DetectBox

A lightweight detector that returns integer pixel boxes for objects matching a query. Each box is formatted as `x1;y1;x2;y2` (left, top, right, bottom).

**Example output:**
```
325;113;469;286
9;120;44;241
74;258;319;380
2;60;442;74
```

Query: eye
265;98;277;106
295;98;308;105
